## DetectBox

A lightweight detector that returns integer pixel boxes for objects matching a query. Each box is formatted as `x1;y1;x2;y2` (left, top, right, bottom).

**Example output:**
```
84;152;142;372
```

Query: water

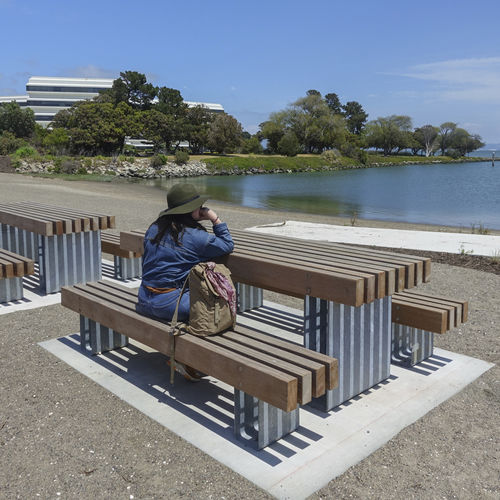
145;159;500;229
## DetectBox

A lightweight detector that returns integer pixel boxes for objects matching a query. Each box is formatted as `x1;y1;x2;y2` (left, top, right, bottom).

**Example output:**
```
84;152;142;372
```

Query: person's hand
193;207;221;224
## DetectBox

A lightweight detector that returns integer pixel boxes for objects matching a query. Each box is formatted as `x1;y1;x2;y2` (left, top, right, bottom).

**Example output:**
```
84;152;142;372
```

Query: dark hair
151;213;206;246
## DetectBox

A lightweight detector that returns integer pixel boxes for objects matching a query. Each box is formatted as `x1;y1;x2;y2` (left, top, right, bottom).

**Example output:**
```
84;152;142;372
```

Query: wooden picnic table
0;201;115;293
119;226;432;411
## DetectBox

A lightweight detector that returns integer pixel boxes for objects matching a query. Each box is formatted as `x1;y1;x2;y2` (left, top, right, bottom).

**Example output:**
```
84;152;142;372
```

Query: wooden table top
120;228;431;307
0;202;115;236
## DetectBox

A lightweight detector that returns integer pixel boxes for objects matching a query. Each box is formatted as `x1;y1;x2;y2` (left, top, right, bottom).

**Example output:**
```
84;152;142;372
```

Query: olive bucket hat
158;183;210;217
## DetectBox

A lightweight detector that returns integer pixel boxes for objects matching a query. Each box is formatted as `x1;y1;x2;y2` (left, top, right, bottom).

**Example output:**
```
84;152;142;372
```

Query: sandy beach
0;173;498;499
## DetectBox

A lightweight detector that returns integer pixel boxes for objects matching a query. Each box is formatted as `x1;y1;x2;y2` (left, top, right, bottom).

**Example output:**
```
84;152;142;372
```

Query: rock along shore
14;156;486;179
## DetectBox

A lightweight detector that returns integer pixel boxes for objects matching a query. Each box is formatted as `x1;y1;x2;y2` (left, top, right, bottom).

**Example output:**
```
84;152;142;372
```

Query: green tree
449;128;484;156
52;101;139;155
277;131;301;156
0;101;36;138
97;71;157;110
436;122;457;155
140;109;172;151
365;115;413;155
342;101;368;135
207;113;243;154
184;105;214;153
413;125;439;157
324;93;342;114
260;114;286;153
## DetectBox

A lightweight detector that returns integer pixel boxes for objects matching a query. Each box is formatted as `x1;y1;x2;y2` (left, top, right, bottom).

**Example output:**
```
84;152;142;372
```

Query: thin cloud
62;65;117;79
398;57;500;103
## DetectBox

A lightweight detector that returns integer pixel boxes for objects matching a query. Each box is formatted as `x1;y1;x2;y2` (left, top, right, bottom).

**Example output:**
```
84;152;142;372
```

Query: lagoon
148;159;500;230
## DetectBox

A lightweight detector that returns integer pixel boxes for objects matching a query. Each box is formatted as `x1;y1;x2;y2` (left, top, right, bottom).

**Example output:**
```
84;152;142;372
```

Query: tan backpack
168;262;237;383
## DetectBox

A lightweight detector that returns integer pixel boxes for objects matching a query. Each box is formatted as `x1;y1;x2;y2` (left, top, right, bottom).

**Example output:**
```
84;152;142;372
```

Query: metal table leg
304;295;392;411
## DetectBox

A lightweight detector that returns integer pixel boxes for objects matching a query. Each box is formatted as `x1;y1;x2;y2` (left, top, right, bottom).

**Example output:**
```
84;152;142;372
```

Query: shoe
167;359;203;382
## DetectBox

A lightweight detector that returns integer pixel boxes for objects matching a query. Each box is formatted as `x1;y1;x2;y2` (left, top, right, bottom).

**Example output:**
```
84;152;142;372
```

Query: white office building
0;76;224;127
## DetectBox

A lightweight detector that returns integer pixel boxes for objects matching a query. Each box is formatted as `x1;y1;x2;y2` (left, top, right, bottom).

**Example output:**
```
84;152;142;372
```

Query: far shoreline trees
0;71;485;159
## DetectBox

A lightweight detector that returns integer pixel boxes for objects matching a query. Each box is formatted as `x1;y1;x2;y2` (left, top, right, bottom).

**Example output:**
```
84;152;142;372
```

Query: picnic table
0;201;115;293
119;227;432;411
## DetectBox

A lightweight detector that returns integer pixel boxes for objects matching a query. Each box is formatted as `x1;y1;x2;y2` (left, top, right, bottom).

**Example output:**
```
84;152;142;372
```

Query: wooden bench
0;201;115;293
61;280;338;449
0;249;34;303
101;232;142;280
391;290;468;366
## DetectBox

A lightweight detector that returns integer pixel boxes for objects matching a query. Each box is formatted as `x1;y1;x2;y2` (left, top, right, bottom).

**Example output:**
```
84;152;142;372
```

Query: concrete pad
39;301;493;499
0;260;140;315
248;221;500;257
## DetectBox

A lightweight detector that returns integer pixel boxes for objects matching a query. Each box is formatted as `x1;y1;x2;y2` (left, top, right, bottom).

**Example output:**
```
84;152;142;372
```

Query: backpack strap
169;276;189;385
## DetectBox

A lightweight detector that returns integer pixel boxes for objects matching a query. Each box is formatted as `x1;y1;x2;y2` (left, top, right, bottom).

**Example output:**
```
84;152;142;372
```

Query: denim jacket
136;222;234;322
140;222;234;288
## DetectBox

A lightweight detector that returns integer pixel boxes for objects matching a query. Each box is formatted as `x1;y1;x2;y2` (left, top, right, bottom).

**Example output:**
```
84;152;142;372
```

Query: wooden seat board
231;247;378;303
62;283;299;411
12;203;86;232
392;300;448;333
101;232;142;259
232;229;430;286
218;252;366;307
82;281;331;397
226;327;339;391
233;239;394;298
0;258;14;279
213;333;325;398
393;295;456;329
0;206;55;236
206;335;313;404
17;202;101;231
395;290;468;323
234;235;403;293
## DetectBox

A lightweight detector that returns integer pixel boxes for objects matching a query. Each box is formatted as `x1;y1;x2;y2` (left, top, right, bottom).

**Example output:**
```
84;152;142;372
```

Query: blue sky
1;0;500;143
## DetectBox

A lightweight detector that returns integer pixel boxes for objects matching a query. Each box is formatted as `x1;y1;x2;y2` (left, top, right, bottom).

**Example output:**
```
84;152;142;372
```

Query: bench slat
392;299;448;333
101;232;142;259
206;335;313;404
218;252;366;307
231;247;378;303
215;331;325;398
232;229;430;286
233;241;389;300
396;290;468;323
0;249;34;277
232;231;404;295
229;326;339;391
62;283;300;411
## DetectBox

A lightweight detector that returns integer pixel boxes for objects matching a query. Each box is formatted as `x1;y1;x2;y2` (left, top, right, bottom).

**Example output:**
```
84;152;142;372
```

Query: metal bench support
80;316;129;354
233;390;300;449
0;276;23;303
304;296;392;411
114;255;142;280
1;224;102;293
0;224;39;262
236;283;263;313
391;324;434;366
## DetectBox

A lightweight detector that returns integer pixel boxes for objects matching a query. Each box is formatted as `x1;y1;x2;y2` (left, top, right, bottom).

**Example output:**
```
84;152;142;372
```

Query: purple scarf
204;262;237;318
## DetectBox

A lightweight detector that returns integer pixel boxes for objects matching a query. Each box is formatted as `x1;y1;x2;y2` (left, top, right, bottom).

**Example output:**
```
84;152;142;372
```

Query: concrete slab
39;301;493;499
248;221;500;257
0;260;140;315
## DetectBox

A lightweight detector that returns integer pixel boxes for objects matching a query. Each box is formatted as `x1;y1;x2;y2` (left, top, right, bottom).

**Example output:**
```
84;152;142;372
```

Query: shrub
13;145;38;159
150;154;168;168
320;149;341;165
175;150;189;165
0;131;26;155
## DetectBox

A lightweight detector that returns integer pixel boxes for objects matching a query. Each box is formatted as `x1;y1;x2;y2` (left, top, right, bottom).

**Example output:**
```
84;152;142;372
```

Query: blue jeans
135;285;190;322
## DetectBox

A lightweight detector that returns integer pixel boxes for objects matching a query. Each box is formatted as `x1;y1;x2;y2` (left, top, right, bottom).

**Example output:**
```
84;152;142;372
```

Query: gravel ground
0;173;498;499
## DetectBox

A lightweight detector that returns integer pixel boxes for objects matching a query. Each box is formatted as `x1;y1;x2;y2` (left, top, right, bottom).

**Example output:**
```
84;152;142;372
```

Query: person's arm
195;207;234;257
